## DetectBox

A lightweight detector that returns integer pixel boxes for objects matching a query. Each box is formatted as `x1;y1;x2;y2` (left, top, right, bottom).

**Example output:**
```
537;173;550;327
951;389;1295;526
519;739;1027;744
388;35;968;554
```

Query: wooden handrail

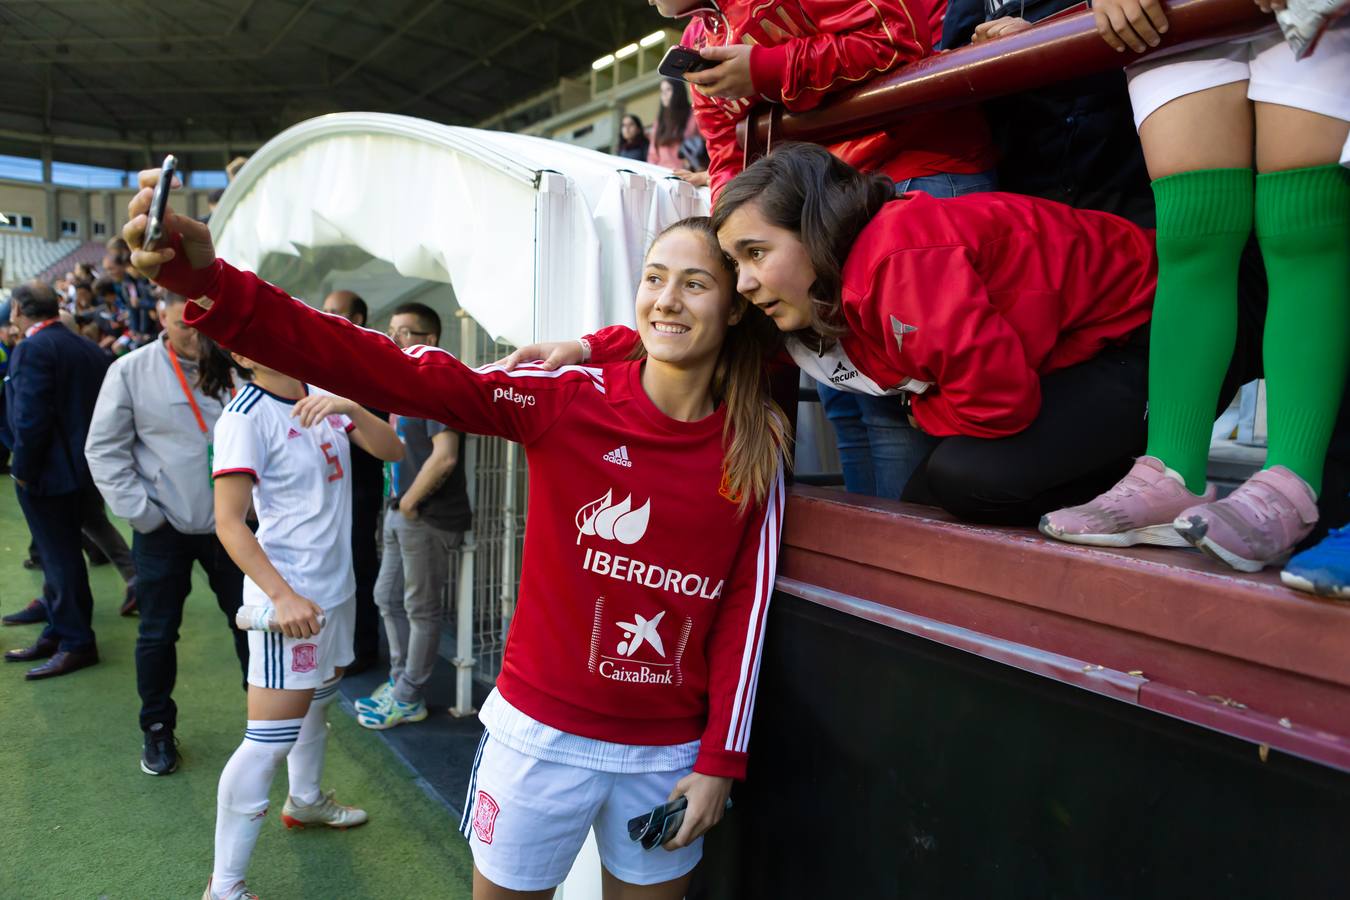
739;0;1271;152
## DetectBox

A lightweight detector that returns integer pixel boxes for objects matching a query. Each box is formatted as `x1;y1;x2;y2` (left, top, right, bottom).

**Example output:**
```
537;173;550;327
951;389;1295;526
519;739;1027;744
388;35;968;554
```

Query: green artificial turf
0;489;474;899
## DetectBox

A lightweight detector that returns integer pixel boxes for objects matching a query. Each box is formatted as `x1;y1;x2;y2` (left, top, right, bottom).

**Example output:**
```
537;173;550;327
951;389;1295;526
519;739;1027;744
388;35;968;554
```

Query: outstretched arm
122;167;577;444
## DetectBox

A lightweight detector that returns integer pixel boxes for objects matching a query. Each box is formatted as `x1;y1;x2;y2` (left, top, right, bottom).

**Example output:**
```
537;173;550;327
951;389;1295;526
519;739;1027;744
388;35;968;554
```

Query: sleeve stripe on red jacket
724;466;786;754
474;360;607;394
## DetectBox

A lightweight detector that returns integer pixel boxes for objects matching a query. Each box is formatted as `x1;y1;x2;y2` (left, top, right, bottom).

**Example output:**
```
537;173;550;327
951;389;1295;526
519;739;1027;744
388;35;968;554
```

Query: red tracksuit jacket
589;191;1157;439
680;0;995;197
171;259;785;780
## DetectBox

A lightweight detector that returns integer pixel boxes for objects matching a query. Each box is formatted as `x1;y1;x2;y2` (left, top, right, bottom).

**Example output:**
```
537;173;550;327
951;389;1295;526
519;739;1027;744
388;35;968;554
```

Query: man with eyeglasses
354;302;471;730
321;289;386;674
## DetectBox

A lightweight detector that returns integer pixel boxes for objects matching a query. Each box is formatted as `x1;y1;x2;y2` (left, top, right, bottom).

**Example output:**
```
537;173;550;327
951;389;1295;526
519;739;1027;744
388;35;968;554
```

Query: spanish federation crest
890;315;917;355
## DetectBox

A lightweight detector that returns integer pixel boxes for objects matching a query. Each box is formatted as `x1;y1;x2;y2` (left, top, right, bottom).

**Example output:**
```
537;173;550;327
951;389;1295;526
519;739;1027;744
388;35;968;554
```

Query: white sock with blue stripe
286;682;339;807
211;718;303;898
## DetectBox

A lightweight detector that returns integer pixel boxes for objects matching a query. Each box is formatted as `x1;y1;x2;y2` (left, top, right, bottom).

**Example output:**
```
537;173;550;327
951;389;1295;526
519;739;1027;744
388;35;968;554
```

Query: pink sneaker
1173;466;1319;573
1040;456;1215;547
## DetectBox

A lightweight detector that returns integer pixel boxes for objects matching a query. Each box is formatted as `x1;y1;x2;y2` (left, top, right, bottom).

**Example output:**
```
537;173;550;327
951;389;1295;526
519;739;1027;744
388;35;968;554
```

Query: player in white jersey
203;353;402;900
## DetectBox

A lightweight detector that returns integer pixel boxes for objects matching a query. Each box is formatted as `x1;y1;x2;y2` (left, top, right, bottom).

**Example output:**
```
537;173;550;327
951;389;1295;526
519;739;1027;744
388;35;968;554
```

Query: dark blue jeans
17;486;96;652
816;169;998;498
133;523;248;732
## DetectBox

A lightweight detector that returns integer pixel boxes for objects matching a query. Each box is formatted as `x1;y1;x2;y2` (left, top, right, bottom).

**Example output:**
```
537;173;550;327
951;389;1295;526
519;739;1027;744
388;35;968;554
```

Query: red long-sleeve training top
167;258;785;780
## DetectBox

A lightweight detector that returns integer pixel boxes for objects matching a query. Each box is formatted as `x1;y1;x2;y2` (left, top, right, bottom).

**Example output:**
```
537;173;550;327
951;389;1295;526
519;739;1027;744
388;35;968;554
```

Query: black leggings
901;330;1150;525
902;241;1350;531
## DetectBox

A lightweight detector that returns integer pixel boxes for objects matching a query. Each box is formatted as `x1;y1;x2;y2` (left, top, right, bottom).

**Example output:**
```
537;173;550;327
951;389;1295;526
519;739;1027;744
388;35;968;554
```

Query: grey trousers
373;507;461;703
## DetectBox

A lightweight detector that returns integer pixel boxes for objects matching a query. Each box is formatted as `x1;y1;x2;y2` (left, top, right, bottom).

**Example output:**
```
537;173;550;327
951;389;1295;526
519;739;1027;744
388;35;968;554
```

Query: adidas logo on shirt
603;445;633;468
286;427;303;440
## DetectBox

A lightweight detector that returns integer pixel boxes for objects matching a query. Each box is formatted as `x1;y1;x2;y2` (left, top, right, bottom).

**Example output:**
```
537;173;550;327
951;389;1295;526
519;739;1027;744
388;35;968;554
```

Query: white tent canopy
211;112;709;347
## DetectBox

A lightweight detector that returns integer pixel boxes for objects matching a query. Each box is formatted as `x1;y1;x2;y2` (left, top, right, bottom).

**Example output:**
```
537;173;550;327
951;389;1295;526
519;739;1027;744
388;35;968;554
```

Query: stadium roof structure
0;0;660;174
211;112;706;346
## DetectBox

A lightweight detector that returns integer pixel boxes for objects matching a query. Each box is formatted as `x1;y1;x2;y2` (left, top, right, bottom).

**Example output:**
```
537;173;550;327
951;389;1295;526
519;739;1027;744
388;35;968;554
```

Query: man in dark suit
1;281;110;679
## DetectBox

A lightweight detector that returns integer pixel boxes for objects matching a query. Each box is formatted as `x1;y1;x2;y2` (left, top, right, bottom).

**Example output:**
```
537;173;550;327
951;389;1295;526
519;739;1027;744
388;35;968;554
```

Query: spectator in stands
74;261;95;283
320;289;385;674
1041;14;1350;572
92;276;128;354
1;281;108;679
85;293;251;775
658;0;1001;500
946;0;1155;226
526;144;1168;524
615;113;651;162
105;241;156;344
72;279;94;315
648;78;702;170
354;303;471;731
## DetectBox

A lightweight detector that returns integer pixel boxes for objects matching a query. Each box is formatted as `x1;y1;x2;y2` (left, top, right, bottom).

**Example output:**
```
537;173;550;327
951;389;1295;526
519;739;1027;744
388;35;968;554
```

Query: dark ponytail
196;331;248;401
711;142;894;348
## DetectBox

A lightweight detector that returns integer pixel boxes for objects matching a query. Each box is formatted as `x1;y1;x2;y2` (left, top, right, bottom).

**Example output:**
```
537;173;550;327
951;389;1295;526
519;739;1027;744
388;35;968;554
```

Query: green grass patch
0;489;474;899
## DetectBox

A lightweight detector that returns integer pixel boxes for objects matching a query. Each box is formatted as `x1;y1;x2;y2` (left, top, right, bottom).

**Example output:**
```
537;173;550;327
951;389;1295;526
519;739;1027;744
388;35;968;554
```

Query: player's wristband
577;337;592;363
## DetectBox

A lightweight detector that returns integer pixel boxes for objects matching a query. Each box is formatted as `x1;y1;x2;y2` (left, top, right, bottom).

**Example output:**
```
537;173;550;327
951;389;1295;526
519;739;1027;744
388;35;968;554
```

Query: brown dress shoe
25;647;99;680
4;636;58;662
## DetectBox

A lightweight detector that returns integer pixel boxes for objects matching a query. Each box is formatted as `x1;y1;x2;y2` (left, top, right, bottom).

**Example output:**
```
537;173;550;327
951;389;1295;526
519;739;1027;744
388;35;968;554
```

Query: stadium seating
0;233;83;288
35;240;108;286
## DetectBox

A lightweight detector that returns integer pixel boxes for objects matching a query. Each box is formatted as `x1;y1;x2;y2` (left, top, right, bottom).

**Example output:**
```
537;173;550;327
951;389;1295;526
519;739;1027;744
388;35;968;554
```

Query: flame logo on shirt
575;489;651;546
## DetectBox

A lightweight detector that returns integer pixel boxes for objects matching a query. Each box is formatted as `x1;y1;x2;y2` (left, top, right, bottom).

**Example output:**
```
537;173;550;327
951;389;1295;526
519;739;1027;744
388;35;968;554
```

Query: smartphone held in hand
658;45;714;80
142;154;178;251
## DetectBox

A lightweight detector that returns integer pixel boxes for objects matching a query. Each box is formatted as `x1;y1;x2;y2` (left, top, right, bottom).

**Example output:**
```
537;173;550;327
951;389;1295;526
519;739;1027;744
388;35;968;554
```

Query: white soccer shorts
246;595;355;691
460;733;704;891
1126;24;1350;160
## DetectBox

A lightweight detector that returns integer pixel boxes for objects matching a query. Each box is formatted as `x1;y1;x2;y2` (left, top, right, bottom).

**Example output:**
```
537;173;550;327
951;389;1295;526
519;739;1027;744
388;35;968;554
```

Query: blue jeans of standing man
815;169;998;498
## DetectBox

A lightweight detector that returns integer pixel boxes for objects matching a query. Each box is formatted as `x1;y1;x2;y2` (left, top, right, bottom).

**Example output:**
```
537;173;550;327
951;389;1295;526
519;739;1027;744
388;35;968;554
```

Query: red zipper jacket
681;0;995;198
165;257;784;780
588;192;1156;439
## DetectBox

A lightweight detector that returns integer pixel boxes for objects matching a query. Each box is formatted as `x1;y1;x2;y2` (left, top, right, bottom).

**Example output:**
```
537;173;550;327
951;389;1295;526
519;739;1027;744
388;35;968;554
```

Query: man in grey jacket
85;293;248;776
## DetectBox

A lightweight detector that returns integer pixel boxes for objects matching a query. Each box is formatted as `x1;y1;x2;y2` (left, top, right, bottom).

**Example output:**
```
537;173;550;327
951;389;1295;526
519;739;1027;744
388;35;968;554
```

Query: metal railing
738;0;1270;157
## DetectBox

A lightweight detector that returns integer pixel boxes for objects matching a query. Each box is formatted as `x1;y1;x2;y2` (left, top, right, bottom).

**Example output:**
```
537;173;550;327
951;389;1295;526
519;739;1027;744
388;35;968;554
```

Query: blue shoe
357;697;428;730
353;677;395;715
1281;527;1350;599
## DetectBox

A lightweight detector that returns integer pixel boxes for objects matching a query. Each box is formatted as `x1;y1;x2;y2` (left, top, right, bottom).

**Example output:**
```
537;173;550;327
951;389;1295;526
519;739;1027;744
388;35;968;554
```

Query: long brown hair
630;217;790;512
654;81;693;146
710;142;894;348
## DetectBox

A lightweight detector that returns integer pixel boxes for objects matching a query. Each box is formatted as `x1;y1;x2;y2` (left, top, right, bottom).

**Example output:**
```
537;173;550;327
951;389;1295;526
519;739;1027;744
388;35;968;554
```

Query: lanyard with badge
167;343;231;484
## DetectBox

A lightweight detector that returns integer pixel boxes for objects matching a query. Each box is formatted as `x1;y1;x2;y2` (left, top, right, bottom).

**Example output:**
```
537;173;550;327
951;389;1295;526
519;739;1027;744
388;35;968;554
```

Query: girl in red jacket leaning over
653;0;1000;502
124;171;788;899
511;142;1165;525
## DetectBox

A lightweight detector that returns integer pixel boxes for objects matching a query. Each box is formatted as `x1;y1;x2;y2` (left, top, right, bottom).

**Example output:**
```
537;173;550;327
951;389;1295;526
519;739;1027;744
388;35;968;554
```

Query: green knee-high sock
1257;164;1350;496
1144;168;1255;493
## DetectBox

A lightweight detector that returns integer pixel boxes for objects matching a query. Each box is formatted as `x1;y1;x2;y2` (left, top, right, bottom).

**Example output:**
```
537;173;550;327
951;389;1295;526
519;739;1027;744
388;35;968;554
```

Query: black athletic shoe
141;723;179;776
2;599;48;627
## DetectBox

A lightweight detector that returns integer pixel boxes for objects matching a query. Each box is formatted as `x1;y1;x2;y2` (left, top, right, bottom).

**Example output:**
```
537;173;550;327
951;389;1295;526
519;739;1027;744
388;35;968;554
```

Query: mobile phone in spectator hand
143;154;178;252
658;46;714;80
